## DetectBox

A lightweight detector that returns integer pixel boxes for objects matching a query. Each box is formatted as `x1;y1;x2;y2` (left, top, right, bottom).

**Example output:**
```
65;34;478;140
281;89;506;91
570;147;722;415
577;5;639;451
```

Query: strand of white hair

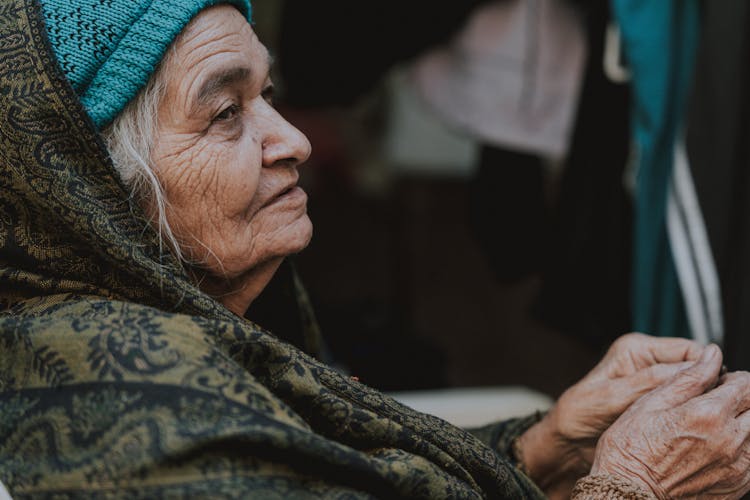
102;65;185;266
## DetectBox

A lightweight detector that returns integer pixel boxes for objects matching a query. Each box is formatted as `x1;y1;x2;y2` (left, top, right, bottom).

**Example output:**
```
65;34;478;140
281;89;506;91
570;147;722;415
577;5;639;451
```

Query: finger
607;361;694;414
638;336;706;364
692;371;750;417
637;344;723;412
599;334;706;379
630;361;695;393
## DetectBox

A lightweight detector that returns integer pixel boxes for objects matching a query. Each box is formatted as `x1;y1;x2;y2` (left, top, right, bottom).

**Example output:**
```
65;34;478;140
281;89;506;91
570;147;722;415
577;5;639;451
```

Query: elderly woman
1;0;750;498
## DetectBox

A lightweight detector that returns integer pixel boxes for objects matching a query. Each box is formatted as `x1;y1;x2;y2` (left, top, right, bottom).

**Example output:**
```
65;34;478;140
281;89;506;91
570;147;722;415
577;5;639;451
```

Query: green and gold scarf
0;0;545;497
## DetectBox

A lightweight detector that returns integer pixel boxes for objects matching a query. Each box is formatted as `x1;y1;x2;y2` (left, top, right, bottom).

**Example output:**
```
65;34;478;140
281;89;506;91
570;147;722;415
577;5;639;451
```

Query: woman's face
152;6;312;290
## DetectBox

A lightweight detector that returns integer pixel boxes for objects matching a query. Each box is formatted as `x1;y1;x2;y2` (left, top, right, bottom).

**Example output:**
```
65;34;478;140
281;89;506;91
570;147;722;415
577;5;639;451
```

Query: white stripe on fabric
673;140;724;344
666;139;725;344
667;186;711;345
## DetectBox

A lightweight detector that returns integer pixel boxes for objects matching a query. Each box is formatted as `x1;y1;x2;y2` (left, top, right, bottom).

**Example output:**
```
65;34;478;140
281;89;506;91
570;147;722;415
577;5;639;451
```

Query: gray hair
102;62;185;265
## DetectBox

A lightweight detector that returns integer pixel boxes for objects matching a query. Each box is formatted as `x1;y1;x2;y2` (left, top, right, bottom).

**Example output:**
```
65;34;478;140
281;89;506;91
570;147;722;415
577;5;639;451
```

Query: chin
286;214;313;254
213;216;313;278
255;215;313;262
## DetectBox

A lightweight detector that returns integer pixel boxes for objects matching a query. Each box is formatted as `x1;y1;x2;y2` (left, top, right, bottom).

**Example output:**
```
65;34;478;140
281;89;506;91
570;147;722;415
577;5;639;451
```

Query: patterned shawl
0;0;545;497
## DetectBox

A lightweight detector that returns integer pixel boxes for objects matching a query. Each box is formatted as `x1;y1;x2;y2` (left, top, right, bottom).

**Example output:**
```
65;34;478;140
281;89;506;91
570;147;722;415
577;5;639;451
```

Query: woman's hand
591;344;750;499
517;333;705;498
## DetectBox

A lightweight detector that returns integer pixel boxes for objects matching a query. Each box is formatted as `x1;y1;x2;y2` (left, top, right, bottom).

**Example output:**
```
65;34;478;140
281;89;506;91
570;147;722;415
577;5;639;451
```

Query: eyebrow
195;66;253;108
193;53;275;110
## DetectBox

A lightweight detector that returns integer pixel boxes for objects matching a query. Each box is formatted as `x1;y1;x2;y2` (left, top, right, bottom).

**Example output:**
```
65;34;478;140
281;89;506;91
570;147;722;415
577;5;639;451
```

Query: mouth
262;182;306;209
277;185;296;198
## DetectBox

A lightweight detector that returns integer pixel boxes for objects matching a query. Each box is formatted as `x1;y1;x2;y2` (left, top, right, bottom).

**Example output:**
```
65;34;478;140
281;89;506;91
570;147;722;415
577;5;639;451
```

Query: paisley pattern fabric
0;0;546;497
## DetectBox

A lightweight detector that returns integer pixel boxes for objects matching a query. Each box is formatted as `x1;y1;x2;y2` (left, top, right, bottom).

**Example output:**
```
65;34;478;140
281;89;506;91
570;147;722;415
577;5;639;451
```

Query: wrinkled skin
592;345;750;499
553;333;705;465
518;333;705;498
151;5;312;315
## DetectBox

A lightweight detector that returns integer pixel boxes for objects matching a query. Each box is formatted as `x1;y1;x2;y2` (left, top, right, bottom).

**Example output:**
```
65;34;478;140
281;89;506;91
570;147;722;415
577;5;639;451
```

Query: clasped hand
517;333;750;499
593;344;750;499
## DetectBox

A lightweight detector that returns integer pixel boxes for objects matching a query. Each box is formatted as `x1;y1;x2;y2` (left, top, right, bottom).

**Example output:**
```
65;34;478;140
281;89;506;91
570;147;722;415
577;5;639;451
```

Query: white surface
389;386;553;428
0;481;12;500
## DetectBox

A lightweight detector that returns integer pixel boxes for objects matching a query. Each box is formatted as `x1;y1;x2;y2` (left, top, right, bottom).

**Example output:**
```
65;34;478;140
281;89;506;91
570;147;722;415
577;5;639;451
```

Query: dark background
250;0;617;398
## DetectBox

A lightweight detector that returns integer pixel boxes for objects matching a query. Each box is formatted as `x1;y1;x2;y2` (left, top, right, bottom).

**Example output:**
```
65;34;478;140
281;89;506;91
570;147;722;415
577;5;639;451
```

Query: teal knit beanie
39;0;252;130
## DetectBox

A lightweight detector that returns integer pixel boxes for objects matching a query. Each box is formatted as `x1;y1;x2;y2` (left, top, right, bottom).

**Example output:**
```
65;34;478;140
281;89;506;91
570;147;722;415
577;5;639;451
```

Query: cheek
152;132;263;254
157;135;259;202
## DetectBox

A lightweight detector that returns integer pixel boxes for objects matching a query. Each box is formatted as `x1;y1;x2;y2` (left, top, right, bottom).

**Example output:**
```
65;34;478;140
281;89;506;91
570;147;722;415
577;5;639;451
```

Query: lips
276;185;295;198
261;174;306;209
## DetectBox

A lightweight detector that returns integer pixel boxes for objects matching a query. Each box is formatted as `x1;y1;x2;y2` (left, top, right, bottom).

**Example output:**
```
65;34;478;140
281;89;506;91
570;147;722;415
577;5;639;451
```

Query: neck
193;257;284;317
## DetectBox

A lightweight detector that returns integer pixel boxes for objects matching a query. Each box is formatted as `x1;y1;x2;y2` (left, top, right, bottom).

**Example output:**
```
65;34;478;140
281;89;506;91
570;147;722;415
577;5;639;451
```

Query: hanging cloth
611;0;707;340
410;0;587;159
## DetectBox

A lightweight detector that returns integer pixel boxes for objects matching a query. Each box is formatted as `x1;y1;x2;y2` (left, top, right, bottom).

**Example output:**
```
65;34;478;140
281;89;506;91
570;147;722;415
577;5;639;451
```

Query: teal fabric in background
611;0;700;338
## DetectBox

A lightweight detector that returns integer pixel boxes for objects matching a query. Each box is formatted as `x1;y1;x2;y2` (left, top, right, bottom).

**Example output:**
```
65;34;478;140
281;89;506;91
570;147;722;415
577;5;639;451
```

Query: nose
262;107;312;168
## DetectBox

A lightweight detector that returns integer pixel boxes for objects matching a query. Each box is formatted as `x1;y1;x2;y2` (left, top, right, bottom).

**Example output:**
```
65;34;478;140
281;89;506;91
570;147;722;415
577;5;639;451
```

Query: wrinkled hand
518;333;704;498
592;345;750;499
552;333;705;463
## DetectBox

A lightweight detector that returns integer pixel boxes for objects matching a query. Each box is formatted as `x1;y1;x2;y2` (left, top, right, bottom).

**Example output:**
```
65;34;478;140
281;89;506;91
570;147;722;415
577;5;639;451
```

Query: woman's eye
213;104;239;123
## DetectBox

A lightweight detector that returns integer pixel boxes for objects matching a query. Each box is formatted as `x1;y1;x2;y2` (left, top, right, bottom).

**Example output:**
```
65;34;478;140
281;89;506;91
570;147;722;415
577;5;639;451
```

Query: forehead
167;6;268;83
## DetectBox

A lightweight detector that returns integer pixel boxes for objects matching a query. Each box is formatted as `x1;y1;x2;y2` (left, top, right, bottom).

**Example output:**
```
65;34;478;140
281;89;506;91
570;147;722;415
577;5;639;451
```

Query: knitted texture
39;0;252;129
572;474;658;500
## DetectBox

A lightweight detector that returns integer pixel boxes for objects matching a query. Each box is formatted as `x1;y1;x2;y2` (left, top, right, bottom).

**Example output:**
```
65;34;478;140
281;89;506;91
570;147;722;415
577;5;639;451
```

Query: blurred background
249;0;750;400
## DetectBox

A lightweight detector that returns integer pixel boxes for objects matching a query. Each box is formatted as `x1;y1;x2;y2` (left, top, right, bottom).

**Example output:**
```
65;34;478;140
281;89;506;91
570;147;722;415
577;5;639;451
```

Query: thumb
638;344;723;412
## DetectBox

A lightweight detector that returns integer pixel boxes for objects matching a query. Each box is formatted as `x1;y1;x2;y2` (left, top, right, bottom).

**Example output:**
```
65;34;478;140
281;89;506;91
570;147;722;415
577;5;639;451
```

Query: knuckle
687;403;718;427
608;337;627;354
620;332;645;345
609;333;644;354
